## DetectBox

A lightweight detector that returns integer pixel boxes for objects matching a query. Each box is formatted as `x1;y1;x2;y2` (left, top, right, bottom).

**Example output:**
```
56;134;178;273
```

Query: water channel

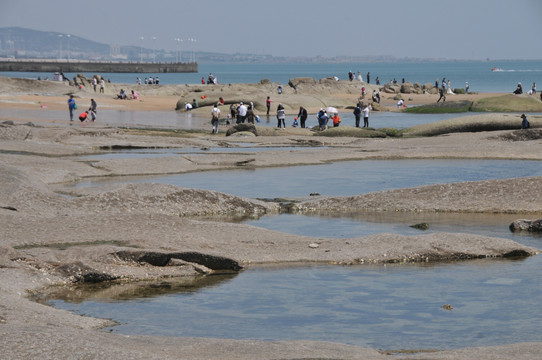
47;155;542;350
1;107;467;130
71;158;542;199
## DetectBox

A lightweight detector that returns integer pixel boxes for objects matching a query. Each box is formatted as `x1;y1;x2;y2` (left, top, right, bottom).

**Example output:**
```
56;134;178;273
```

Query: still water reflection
71;159;542;199
47;157;542;350
0;107;462;130
49;257;542;350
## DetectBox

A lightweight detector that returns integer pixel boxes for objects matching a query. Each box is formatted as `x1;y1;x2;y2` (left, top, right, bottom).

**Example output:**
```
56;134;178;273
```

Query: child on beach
331;114;341;127
78;111;88;122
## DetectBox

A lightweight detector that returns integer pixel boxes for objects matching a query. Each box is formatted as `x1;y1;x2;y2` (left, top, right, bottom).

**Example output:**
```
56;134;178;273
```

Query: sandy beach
1;76;542;359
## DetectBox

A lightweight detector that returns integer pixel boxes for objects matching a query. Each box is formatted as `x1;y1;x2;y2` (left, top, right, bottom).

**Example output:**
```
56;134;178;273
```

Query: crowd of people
66;70;538;132
136;76;159;85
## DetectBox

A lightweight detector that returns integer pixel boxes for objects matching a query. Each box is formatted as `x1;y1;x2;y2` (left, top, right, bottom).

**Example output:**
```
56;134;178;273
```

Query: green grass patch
404;100;473;114
471;94;542;112
403;115;521;137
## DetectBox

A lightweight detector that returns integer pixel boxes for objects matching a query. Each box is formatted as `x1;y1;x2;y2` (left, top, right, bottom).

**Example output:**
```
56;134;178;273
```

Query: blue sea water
2;59;542;93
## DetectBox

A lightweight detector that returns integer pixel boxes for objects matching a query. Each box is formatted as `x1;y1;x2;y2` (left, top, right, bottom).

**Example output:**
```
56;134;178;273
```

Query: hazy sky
1;0;542;60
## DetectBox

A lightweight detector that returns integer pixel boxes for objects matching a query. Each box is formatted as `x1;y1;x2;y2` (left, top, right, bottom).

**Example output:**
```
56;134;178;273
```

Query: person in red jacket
331;113;341;127
78;111;88;122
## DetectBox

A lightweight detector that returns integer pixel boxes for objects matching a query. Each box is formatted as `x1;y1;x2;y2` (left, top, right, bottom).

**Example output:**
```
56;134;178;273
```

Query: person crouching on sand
78;110;88;123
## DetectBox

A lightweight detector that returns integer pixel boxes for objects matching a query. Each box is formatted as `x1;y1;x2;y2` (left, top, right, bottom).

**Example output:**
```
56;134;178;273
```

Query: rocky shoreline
1;77;542;359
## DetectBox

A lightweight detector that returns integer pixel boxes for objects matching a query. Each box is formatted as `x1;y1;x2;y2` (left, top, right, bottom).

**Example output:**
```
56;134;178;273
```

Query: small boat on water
491;67;503;72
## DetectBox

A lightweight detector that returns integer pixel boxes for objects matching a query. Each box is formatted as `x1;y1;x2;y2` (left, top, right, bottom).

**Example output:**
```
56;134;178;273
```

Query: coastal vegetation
403;114;540;137
404;94;542;114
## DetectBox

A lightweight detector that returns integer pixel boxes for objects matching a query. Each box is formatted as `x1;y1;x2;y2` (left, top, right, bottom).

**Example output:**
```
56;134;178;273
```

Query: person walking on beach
357;71;363;82
67;95;76;121
92;77;97;92
532;82;536;95
366;72;370;84
353;103;362;128
362;104;370;128
246;104;256;124
297;106;308;128
211;104;220;134
437;86;446;103
465;82;469;94
100;79;105;93
317;108;327;131
89;99;97;121
276;104;286;129
266;96;272;115
236;102;247;124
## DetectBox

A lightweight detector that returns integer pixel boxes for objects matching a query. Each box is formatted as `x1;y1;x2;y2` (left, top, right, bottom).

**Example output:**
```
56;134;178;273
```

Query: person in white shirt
363;105;370;128
211;104;221;134
236;102;247;123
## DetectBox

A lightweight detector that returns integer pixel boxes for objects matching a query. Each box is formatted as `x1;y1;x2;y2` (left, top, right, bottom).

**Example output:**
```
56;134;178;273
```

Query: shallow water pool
0;107;468;130
70;159;542;199
48;256;542;350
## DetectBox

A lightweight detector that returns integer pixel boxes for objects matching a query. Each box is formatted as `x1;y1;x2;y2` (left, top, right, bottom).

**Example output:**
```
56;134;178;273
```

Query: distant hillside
0;27;112;59
0;27;449;64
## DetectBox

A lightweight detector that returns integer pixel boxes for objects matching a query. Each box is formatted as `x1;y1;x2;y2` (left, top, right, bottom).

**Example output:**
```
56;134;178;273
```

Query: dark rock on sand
509;219;542;233
226;123;258;136
410;222;430;230
57;261;118;283
116;250;242;271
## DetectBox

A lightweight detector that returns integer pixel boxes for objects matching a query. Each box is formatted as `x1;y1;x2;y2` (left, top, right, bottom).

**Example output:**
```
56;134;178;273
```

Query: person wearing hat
521;114;530;129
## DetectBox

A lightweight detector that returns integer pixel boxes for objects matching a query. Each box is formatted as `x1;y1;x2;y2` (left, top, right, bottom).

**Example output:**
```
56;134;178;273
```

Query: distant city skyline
1;0;542;60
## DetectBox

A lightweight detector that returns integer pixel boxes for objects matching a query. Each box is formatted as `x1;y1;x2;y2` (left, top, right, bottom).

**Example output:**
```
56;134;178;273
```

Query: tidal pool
238;212;542;248
47;158;542;351
48;256;542;350
70;159;542;199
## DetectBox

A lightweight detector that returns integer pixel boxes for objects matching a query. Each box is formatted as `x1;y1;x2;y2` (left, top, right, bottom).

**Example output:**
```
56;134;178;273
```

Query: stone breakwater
0;59;197;73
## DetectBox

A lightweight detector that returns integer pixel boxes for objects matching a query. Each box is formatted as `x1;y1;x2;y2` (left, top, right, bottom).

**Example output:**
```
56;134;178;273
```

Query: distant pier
0;59;198;73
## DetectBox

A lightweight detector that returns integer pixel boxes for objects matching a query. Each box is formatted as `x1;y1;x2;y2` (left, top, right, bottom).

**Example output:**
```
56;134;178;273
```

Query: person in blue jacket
67;95;76;121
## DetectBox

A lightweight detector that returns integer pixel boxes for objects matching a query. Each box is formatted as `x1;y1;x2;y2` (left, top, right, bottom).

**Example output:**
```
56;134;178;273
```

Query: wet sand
1;76;542;359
